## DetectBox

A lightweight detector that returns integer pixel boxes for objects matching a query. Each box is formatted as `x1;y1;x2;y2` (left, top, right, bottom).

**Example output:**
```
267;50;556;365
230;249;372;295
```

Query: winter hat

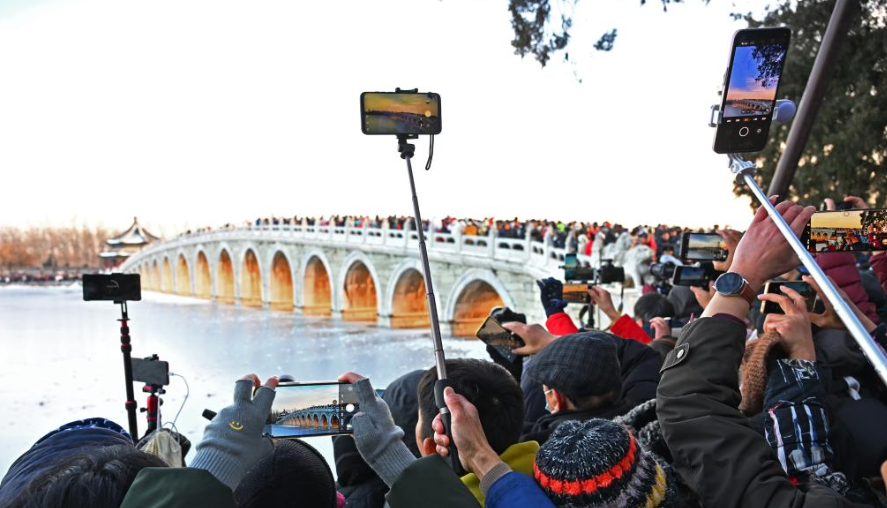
525;332;622;402
235;439;337;508
534;419;676;508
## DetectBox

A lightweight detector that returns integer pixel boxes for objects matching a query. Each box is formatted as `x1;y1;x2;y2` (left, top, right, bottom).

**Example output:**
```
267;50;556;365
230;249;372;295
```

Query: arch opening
270;252;295;311
240;249;262;308
175;255;191;296
161;258;173;293
313;415;319;429
195;252;211;299
217;250;235;304
343;261;377;322
303;256;332;316
391;269;429;329
152;261;160;292
321;415;328;430
452;280;505;337
331;415;340;430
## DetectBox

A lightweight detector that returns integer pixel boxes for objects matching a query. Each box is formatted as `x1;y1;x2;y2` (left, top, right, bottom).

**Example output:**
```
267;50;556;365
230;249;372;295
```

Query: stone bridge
276;406;344;431
120;223;639;336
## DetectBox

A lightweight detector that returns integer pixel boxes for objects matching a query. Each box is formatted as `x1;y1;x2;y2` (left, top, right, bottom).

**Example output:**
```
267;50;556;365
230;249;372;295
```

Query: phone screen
82;273;142;302
682;234;728;262
671;265;710;287
131;358;169;386
761;281;817;314
263;382;358;438
806;209;887;253
562;283;590;304
714;28;790;153
360;92;442;135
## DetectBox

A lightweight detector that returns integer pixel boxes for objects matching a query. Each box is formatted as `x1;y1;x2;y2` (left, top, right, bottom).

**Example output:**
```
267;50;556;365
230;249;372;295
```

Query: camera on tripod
561;254;625;285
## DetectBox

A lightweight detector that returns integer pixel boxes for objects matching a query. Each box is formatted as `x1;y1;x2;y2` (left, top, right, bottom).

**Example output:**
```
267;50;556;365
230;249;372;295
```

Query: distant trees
0;225;109;269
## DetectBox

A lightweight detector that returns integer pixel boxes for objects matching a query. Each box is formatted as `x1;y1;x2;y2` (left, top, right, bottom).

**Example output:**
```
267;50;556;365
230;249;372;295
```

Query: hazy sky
0;0;776;236
726;45;781;101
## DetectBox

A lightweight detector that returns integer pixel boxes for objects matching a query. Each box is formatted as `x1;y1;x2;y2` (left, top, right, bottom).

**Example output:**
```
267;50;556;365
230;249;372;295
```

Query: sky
0;0;777;237
811;210;864;230
726;45;781;101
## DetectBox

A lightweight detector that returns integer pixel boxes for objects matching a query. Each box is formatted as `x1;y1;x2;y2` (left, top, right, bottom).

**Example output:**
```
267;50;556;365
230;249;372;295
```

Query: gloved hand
344;375;416;487
537;277;567;317
191;375;277;490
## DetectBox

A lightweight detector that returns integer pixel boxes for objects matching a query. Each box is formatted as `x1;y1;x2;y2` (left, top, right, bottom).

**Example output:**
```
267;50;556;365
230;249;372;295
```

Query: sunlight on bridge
161;258;173;293
195;252;211;299
303;256;332;316
452;281;505;337
151;261;160;292
343;261;377;322
217;250;235;304
391;269;429;329
240;249;262;308
270;252;294;311
175;255;191;296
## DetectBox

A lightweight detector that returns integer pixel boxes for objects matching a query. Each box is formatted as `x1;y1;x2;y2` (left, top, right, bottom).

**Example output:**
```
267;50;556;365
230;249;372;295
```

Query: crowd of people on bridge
3;195;887;508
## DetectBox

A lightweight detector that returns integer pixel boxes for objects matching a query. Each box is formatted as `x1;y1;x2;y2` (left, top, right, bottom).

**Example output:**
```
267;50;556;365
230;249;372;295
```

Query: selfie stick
715;100;887;386
395;126;460;473
118;301;140;441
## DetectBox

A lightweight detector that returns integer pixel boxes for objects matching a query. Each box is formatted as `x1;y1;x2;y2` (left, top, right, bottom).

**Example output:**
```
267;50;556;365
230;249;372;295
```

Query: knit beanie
533;419;675;508
235;440;337;508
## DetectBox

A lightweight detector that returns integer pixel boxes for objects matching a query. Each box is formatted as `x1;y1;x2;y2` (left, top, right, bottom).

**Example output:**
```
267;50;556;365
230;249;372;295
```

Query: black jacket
521;402;632;444
657;317;869;508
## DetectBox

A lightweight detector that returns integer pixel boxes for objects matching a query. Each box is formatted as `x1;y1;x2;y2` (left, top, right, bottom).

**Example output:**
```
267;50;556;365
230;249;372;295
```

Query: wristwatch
713;272;756;305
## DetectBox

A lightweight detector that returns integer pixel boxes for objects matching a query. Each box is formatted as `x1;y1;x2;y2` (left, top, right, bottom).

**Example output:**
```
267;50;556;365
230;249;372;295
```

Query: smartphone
760;280;817;314
563;283;590;304
681;233;728;262
671;265;713;288
803;209;887;253
360;92;442;135
263;382;358;438
476;316;525;363
562;254;596;281
82;273;141;302
713;27;791;154
132;358;170;386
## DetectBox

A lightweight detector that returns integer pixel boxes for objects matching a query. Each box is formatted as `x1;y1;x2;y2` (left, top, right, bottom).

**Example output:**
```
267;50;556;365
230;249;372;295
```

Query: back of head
6;445;167;508
417;359;524;455
235;440;336;508
634;293;675;324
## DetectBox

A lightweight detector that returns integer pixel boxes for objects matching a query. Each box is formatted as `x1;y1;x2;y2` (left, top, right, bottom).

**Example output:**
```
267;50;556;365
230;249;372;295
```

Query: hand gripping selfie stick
390;91;460;472
711;100;887;386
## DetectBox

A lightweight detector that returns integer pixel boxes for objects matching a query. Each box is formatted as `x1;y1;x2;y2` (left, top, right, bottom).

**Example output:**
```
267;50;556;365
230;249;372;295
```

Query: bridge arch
194;251;212;299
268;250;296;311
338;252;381;322
313;415;319;429
301;250;333;316
386;259;430;329
161;257;173;293
446;269;515;337
321;415;328;430
138;265;149;290
240;248;263;307
331;415;340;430
151;261;160;291
175;253;192;296
216;249;235;304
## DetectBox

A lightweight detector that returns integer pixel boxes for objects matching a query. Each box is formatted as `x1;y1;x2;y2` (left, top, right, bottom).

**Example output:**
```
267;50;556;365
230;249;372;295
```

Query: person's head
525;332;622;414
416;359;524;456
235;440;337;508
5;444;167;508
633;293;675;326
534;419;677;508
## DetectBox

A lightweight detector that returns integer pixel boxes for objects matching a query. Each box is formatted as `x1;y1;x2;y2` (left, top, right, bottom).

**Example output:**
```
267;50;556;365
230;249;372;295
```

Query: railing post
524;229;533;260
488;226;496;258
428;220;436;249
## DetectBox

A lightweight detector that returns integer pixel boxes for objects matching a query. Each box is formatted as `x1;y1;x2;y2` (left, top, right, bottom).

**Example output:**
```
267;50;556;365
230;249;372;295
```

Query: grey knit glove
351;378;417;487
191;379;275;490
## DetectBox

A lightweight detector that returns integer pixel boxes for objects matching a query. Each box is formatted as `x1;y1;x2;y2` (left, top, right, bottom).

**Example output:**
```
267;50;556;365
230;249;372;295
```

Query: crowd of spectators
3;196;887;508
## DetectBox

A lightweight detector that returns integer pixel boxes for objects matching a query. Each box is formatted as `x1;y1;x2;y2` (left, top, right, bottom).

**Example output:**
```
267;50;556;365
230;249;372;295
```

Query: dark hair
633;293;675;325
417;359;524;455
7;445;167;508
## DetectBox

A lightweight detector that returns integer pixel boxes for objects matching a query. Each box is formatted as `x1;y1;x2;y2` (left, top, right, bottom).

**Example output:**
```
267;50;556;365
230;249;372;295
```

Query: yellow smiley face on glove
228;421;244;431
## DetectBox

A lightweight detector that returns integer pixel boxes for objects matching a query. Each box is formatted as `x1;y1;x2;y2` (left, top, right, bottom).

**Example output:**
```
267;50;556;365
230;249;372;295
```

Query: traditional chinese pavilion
100;217;159;269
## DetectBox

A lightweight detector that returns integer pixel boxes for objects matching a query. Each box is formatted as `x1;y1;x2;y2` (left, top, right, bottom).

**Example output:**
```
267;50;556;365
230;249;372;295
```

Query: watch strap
737;280;756;305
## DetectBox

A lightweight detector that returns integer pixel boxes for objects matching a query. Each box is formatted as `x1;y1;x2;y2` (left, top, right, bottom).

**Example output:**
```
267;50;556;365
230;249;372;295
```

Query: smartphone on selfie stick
361;89;461;472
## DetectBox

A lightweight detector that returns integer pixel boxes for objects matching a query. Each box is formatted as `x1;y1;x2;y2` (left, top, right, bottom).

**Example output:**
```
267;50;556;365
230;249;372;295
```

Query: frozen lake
0;286;486;475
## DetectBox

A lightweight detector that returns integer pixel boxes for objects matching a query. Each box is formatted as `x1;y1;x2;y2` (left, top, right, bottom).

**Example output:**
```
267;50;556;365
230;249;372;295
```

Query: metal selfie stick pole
396;132;461;473
118;301;139;440
716;100;887;386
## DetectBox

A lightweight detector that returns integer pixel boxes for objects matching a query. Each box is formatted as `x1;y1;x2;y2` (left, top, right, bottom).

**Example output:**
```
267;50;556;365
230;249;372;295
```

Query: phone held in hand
760;280;818;314
563;283;590;304
671;265;718;288
476;316;526;363
262;382;358;438
802;209;887;253
681;233;728;263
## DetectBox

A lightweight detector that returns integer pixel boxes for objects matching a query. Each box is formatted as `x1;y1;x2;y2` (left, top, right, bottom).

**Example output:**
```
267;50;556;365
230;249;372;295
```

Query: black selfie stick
395;122;460;474
118;301;139;441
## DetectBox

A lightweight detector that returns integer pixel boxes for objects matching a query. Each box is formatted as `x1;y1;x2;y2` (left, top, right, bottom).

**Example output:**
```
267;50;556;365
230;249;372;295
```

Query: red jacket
871;253;887;299
815;252;879;324
545;312;653;345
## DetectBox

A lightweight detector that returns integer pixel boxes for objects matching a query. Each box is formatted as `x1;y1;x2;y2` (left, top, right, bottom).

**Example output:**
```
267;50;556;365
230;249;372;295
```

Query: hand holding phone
262;381;358;438
760;280;817;314
476;317;526;363
803;208;887;253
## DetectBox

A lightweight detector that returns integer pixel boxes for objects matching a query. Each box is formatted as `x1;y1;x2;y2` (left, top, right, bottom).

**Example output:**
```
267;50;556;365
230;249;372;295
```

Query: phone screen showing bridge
723;42;786;119
361;92;441;135
264;382;358;438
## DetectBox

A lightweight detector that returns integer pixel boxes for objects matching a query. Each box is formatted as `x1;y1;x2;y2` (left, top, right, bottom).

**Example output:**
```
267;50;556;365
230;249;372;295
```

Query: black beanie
235;439;337;508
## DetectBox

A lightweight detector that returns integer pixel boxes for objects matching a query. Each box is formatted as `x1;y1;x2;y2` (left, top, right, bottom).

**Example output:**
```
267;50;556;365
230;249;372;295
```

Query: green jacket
461;441;539;506
387;455;481;508
120;467;237;508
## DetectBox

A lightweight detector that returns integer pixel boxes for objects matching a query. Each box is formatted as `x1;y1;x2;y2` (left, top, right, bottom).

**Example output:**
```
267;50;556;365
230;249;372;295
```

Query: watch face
715;272;744;295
